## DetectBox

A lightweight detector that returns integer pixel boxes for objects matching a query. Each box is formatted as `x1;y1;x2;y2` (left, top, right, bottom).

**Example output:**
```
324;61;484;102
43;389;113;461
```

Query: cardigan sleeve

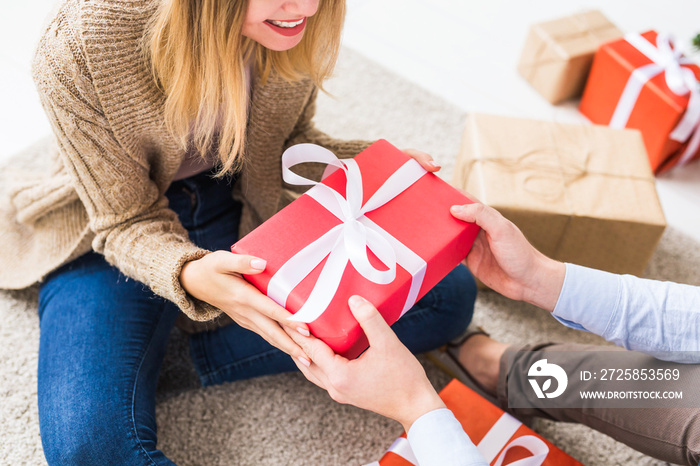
31;14;220;322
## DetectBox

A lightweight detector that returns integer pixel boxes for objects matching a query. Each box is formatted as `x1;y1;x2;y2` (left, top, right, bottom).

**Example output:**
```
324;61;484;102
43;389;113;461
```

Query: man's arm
451;203;700;363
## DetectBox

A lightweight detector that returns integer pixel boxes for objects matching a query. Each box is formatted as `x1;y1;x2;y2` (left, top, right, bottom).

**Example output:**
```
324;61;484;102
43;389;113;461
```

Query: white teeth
269;19;304;28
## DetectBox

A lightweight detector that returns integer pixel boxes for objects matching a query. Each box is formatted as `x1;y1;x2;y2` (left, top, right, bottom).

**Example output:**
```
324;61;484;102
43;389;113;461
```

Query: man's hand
287;295;445;432
451;202;565;311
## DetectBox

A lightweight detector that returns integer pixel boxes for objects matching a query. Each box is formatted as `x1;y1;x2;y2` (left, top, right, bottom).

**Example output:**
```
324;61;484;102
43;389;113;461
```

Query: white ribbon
476;413;549;466
268;144;428;324
491;435;549;466
609;32;700;166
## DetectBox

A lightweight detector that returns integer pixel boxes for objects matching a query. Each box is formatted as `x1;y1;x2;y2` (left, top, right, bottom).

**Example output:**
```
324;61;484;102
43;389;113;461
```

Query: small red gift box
231;140;480;359
366;380;582;466
580;30;700;173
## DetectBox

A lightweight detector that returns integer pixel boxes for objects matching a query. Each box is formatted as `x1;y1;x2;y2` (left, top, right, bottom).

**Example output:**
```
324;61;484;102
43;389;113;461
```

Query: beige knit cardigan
0;0;369;322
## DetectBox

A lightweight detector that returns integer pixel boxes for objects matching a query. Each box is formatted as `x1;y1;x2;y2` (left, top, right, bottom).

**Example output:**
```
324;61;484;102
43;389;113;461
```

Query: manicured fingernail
251;259;267;270
428;161;441;169
297;327;310;337
297;356;311;367
348;295;366;308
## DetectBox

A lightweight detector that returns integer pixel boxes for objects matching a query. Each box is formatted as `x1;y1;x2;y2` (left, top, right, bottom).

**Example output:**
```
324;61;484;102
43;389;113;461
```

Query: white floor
2;0;700;242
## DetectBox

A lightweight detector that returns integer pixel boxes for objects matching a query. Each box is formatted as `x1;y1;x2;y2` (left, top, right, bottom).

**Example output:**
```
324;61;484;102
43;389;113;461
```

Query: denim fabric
37;170;476;465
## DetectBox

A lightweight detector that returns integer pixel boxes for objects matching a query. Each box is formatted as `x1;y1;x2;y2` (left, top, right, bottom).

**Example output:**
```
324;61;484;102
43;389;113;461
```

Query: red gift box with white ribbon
231;140;480;359
366;379;582;466
580;30;700;173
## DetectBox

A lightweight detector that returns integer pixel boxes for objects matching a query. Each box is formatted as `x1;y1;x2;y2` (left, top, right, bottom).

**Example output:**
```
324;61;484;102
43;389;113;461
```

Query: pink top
173;62;254;180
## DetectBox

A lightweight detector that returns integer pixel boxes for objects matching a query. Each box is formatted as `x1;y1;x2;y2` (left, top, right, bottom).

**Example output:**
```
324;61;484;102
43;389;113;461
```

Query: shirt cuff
407;408;488;466
551;263;621;336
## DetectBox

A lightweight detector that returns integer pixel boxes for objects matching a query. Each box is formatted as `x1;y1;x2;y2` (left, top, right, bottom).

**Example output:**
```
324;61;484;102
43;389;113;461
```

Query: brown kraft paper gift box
453;113;666;280
517;10;622;104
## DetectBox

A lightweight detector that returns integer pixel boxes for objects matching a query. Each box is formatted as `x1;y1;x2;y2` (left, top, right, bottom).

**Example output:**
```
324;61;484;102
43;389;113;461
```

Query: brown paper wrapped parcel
453;113;666;277
517;10;622;104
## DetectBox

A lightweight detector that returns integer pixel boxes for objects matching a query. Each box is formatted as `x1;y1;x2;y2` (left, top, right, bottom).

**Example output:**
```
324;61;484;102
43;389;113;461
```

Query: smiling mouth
263;17;307;37
266;18;305;28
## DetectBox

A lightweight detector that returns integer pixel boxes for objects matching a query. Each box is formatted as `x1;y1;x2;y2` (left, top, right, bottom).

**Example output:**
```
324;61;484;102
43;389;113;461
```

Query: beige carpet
2;47;698;465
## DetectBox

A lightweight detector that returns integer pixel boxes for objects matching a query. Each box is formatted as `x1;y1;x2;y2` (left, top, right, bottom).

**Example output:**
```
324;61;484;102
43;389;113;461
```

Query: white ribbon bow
267;144;428;324
609;32;700;166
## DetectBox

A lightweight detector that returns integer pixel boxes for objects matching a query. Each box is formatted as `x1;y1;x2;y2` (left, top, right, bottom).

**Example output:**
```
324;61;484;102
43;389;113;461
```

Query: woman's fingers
211;250;268;275
284;327;331;389
284;327;341;396
286;325;338;371
245;290;310;335
247;311;310;364
209;251;312;334
206;251;318;355
402;148;441;172
182;252;316;363
292;357;326;389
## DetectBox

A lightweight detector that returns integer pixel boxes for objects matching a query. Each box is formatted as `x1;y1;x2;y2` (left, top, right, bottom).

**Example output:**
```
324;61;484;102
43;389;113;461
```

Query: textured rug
2;47;698;465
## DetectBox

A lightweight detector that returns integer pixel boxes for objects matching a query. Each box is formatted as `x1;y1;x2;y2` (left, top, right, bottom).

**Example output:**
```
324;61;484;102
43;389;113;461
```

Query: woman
0;0;476;464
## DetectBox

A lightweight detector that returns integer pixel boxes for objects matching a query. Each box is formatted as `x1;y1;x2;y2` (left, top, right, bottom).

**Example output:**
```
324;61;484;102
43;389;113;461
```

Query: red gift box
580;30;700;173
366;380;582;466
231;140;480;359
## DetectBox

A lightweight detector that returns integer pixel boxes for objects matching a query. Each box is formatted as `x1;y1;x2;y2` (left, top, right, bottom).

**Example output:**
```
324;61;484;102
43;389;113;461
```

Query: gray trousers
497;343;700;466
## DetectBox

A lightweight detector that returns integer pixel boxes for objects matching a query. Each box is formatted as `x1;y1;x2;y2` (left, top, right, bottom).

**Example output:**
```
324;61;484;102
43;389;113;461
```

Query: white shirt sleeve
407;408;489;466
552;263;700;363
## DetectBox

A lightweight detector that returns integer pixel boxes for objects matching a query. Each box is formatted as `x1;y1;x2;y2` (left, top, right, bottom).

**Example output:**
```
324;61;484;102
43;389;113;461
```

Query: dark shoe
426;326;499;405
427;326;534;427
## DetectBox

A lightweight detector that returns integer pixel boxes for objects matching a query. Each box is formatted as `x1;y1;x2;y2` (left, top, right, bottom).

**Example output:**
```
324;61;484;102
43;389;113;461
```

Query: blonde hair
145;0;345;175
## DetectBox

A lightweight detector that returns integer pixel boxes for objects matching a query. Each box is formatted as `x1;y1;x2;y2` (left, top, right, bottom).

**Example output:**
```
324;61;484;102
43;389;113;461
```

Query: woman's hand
287;295;445;432
403;148;442;173
180;251;311;365
450;203;565;311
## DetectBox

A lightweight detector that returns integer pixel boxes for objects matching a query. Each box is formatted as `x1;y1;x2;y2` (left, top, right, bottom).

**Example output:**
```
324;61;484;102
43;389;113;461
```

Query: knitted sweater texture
0;0;369;321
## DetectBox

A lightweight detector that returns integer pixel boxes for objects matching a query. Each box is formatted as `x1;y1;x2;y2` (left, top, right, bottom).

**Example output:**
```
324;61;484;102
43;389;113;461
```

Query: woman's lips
264;17;307;37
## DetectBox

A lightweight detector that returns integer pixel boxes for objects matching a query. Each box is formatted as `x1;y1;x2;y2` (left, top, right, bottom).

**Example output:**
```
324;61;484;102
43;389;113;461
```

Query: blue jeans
37;170;476;465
